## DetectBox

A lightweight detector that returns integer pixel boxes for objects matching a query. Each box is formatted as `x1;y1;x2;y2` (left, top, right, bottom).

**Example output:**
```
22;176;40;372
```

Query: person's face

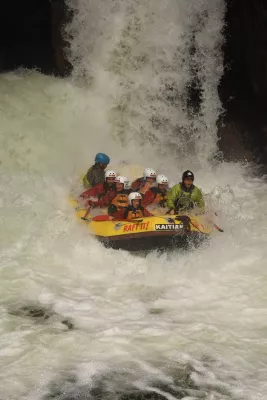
116;182;124;191
132;199;141;208
99;163;108;169
158;183;168;190
183;178;193;188
106;177;115;185
146;177;156;183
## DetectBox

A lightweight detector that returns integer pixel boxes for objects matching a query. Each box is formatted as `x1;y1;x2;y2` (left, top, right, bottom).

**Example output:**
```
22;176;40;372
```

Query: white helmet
128;192;142;203
115;175;131;189
156;174;168;185
143;168;156;179
105;170;116;179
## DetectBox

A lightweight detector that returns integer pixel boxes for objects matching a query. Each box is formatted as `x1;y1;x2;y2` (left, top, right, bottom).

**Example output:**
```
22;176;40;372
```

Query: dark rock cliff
218;0;267;166
0;0;71;76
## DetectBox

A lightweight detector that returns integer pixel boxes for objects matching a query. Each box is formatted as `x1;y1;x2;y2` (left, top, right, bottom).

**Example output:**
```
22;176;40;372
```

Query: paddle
81;206;92;220
205;214;224;232
211;222;224;232
80;198;97;220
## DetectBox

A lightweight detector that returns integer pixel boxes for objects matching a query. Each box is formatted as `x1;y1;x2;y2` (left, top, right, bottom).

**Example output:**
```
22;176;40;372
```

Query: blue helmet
94;153;110;165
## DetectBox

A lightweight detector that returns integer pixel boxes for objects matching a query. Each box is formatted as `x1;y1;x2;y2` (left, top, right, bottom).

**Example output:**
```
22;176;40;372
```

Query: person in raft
107;176;132;217
131;168;157;195
113;192;152;220
166;170;205;214
79;170;117;209
82;153;110;188
142;174;169;208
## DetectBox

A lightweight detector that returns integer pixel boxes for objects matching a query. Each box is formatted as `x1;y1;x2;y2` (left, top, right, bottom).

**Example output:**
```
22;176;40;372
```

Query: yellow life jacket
111;193;129;209
126;209;144;220
82;175;90;188
82;166;93;188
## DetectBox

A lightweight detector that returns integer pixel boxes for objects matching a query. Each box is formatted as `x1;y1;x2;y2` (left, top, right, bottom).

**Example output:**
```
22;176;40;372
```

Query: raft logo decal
123;222;149;232
155;224;184;231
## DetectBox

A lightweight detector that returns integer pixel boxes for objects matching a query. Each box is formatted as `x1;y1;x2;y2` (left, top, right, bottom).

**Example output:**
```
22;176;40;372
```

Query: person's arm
86;167;96;186
142;190;154;207
131;179;140;191
167;184;180;209
80;183;101;198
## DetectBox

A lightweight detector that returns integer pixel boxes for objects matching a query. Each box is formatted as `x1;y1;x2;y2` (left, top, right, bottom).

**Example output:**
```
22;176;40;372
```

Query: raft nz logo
155;224;184;231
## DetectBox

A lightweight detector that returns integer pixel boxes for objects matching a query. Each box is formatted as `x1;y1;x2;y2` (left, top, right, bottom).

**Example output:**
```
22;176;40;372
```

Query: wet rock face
50;0;73;76
9;304;74;330
218;0;267;166
40;360;238;400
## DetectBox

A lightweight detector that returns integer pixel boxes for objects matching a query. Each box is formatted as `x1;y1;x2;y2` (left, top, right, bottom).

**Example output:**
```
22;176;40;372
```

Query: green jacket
83;164;105;188
167;183;205;212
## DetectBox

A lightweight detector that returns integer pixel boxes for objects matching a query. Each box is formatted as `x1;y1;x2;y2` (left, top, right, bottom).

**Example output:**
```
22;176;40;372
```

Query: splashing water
65;0;225;163
1;0;267;399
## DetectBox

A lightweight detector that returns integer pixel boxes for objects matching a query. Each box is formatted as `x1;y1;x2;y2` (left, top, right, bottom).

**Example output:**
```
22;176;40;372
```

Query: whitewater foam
1;0;267;398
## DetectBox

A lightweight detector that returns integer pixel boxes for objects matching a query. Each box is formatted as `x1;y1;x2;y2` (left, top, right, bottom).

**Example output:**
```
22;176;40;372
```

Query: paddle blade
213;223;224;232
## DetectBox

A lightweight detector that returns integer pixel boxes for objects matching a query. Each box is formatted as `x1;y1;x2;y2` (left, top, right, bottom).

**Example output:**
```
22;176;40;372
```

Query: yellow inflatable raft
69;198;218;251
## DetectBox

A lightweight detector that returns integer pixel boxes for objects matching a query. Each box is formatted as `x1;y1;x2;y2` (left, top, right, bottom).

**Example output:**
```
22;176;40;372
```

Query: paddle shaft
81;206;92;220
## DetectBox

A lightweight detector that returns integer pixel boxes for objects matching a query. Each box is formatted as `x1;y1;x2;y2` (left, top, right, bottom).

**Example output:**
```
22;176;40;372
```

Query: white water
1;0;267;399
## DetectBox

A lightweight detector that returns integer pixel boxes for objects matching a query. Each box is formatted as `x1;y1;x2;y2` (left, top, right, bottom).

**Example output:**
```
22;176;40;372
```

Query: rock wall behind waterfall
0;0;71;76
218;0;267;167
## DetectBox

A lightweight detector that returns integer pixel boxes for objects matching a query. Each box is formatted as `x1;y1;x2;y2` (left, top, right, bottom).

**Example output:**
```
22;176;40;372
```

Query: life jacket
111;192;129;209
82;167;92;188
82;164;104;189
150;187;168;206
174;183;195;211
124;206;144;220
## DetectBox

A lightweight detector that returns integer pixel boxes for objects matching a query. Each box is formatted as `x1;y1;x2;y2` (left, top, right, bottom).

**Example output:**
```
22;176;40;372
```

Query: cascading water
65;0;225;164
1;1;267;399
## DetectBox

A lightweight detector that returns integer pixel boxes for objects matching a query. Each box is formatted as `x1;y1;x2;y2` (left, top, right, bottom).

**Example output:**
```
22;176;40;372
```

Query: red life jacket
143;187;168;207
